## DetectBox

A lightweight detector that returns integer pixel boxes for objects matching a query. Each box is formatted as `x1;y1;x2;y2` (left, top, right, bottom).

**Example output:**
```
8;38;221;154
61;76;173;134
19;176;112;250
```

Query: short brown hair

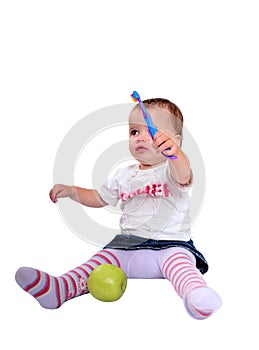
142;98;184;136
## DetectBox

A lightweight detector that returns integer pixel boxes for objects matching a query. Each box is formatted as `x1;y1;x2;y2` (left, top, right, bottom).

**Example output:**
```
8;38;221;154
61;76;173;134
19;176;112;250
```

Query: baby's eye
130;129;139;136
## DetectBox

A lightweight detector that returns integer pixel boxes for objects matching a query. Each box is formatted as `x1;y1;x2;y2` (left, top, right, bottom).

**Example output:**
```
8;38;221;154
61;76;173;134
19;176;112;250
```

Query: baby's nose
137;130;150;141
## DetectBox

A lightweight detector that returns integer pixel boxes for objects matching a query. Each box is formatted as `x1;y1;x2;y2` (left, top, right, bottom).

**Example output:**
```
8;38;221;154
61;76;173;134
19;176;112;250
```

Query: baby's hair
142;98;184;136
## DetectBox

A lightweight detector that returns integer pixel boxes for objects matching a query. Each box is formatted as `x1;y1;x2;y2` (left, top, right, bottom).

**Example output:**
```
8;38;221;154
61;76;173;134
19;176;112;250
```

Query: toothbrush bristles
130;94;139;103
131;91;141;103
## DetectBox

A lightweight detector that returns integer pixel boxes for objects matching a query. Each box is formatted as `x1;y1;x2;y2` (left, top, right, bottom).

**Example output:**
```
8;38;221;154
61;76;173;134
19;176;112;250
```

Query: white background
1;0;259;349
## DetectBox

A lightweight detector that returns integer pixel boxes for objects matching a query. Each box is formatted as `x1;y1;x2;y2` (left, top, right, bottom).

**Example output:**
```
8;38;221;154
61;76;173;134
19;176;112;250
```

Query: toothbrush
130;90;177;160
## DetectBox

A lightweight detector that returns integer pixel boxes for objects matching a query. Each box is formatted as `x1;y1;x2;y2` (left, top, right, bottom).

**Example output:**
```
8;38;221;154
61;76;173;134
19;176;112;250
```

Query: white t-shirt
98;162;192;241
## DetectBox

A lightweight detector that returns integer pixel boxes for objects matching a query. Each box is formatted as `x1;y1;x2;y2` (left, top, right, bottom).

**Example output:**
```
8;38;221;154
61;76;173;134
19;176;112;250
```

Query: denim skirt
104;234;209;274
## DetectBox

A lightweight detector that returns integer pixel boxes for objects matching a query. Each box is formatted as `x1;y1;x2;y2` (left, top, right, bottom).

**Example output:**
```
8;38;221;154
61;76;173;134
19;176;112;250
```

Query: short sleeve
97;168;122;206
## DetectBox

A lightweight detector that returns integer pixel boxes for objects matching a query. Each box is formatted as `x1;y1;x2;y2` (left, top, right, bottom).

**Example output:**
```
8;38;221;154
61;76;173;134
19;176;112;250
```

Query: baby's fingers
157;139;173;152
49;184;67;203
154;132;168;148
163;144;178;157
49;187;57;203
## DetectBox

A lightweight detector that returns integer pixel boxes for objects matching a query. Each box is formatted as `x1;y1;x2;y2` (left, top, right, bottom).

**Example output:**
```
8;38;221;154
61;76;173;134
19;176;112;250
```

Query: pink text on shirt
120;183;172;202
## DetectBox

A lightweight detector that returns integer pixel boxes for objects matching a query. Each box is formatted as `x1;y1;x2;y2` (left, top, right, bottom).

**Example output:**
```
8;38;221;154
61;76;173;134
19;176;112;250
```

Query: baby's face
129;107;177;169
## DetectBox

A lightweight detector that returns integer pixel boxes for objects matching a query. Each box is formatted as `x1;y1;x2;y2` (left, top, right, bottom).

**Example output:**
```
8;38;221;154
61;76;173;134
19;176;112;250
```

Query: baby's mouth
136;145;149;153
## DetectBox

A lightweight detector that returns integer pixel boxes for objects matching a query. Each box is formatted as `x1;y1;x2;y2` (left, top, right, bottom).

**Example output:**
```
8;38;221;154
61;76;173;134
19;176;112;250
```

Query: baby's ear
174;135;182;147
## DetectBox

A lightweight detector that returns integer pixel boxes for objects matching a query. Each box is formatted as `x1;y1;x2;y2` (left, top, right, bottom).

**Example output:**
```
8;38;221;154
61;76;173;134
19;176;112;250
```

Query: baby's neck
139;161;165;170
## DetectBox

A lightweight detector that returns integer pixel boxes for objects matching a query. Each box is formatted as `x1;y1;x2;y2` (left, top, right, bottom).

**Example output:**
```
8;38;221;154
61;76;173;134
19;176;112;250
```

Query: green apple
87;264;127;302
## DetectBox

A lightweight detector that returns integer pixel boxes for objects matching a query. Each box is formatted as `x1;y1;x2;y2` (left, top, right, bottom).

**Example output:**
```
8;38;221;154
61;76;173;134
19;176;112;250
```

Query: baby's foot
15;267;65;309
15;266;88;309
183;287;222;320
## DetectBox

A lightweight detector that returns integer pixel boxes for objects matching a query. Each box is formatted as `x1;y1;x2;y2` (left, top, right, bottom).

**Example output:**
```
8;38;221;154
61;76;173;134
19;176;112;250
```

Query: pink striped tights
15;247;221;319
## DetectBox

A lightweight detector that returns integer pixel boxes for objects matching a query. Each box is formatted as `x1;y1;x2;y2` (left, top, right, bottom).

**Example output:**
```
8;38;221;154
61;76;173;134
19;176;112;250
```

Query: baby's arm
49;184;107;208
154;131;191;186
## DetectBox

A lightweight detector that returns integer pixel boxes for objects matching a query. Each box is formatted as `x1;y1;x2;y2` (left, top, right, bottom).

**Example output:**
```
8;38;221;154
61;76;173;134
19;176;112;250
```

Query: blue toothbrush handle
133;91;177;160
145;119;158;138
163;152;177;160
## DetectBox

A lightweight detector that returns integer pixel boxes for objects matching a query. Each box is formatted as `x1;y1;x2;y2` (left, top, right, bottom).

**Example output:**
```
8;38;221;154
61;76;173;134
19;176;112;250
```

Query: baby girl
15;97;222;319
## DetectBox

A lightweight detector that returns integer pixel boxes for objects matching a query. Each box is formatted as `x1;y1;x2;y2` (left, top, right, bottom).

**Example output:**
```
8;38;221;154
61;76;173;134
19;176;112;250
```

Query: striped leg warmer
162;248;221;320
15;249;120;309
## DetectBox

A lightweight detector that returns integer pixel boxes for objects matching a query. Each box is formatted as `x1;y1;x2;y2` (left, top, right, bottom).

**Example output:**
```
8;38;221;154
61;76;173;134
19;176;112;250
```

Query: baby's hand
153;131;178;157
49;184;74;203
